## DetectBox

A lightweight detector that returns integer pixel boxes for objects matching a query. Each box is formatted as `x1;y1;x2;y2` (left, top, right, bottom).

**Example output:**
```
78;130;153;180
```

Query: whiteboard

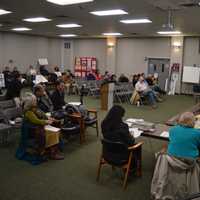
182;66;200;83
38;58;48;65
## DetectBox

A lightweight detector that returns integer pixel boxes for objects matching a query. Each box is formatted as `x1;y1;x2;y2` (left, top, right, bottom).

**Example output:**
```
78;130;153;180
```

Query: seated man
135;76;160;108
6;73;23;100
51;80;66;111
54;66;62;78
33;84;53;113
146;74;166;95
86;71;96;80
40;65;49;77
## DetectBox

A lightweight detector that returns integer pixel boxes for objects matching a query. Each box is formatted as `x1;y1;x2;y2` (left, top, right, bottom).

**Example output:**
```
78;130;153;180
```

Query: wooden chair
68;113;85;144
96;139;144;189
69;108;99;143
84;108;99;137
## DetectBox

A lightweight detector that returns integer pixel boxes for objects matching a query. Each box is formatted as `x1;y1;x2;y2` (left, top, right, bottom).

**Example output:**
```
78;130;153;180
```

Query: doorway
147;58;170;90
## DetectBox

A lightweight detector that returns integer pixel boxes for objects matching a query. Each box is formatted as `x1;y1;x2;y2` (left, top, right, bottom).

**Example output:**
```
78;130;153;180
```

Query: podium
100;83;114;111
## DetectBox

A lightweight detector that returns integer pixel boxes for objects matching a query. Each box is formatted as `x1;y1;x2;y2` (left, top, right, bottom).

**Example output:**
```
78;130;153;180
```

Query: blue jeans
143;90;156;105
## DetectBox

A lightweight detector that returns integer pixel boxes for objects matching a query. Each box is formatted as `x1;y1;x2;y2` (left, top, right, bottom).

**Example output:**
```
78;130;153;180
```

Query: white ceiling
0;0;200;38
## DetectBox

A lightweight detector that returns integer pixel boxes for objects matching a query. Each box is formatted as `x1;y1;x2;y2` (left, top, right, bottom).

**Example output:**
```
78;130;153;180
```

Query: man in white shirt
135;76;157;108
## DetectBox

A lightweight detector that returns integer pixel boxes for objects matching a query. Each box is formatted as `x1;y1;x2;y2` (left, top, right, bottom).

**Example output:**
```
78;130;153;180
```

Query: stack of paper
126;118;144;123
125;121;132;127
160;131;169;138
45;125;60;132
68;102;81;106
129;128;143;138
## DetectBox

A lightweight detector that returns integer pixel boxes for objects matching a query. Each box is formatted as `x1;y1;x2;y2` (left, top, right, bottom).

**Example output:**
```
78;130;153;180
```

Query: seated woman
101;105;135;146
16;93;63;165
101;105;142;172
168;112;200;159
151;112;200;200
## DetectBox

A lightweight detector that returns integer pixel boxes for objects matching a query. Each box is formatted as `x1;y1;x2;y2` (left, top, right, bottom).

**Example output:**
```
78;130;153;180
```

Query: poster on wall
74;57;97;78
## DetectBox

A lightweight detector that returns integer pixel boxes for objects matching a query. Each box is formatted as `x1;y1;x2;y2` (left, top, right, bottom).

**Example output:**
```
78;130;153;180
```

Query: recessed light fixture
90;9;128;16
120;18;152;24
157;31;181;35
59;34;77;37
103;32;123;36
0;9;12;16
56;23;82;28
12;27;32;31
46;0;93;5
23;17;52;22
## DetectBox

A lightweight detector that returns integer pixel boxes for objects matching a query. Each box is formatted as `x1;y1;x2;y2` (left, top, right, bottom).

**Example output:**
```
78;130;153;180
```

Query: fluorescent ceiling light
0;9;12;16
120;18;152;24
56;23;82;28
90;9;128;16
157;31;181;35
59;34;77;37
103;33;122;36
46;0;93;5
23;17;52;22
12;27;32;31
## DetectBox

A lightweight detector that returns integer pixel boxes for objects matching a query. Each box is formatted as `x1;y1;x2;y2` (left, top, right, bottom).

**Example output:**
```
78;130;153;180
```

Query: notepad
160;131;169;138
126;118;144;123
68;102;81;106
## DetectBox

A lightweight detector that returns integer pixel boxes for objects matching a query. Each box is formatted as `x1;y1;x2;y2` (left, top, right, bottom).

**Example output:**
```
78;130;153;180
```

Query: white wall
182;37;200;94
73;39;107;73
0;32;62;73
116;38;171;76
184;37;200;66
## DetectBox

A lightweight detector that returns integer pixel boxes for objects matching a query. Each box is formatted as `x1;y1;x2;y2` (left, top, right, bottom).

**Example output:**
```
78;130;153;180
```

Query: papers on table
68;102;81;106
34;75;48;84
160;131;169;138
9;120;15;125
46;112;51;117
126;118;144;123
129;128;143;138
45;125;60;132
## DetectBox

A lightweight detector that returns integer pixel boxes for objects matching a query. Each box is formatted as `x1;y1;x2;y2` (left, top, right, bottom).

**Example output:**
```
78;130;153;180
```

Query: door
148;58;170;90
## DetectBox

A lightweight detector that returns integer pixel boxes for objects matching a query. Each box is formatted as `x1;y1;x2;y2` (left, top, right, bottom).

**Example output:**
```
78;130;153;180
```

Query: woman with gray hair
167;112;200;159
16;93;64;164
22;93;53;125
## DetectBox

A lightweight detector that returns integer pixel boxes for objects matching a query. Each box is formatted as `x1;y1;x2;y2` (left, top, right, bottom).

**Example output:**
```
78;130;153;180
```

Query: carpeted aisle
0;94;194;200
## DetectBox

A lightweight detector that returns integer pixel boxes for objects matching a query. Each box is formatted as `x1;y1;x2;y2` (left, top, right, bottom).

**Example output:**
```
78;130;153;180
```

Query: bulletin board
74;57;97;78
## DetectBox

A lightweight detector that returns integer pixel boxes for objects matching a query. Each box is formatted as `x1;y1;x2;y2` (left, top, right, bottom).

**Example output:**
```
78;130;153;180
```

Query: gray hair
22;93;36;112
178;112;195;128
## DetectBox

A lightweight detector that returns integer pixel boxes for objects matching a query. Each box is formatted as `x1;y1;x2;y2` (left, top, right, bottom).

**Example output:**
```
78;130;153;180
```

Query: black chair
0;110;12;145
96;139;143;189
52;110;82;142
0;99;16;109
3;107;23;129
193;85;200;103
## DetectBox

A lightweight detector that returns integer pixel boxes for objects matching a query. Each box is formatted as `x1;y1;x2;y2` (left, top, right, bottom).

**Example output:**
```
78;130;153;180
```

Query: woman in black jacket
101;105;135;146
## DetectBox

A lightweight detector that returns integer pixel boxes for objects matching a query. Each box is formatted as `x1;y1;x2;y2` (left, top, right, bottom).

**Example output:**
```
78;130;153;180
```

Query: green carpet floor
0;94;194;200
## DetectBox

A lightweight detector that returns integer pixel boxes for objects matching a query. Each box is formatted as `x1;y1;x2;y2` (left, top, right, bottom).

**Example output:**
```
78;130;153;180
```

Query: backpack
65;104;88;120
